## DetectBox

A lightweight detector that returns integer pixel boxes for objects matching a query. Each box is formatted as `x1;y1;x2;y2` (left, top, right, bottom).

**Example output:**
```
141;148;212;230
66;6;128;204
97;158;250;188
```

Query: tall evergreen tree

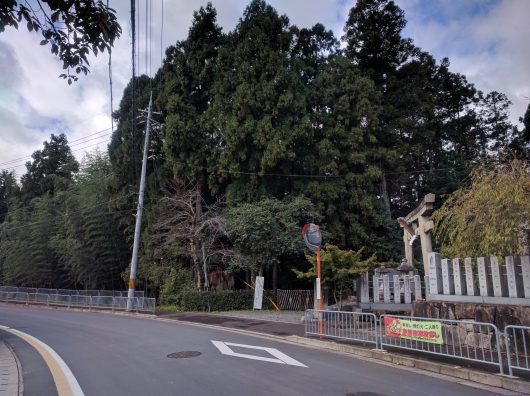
161;3;224;195
343;0;414;86
205;0;306;202
20;133;78;201
0;170;19;222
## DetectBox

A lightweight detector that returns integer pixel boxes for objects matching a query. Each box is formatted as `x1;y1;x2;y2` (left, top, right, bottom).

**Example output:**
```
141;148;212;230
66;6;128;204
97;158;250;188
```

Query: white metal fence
379;314;503;373
305;310;530;375
277;290;314;311
0;290;155;313
305;309;378;346
505;325;530;376
0;286;144;298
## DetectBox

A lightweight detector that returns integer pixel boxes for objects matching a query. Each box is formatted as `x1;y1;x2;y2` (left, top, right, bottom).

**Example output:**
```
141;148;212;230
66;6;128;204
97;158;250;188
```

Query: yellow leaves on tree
432;159;530;257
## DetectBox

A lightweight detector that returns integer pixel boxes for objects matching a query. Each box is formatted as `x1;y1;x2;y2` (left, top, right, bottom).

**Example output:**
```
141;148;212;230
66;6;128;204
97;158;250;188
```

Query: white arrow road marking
211;340;307;367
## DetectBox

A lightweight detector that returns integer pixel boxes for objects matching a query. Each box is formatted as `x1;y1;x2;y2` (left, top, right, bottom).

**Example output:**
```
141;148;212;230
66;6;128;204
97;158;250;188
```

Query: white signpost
253;276;264;310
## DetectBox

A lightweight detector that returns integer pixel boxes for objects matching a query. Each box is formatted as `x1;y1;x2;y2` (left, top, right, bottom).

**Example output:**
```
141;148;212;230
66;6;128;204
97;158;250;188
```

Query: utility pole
127;92;152;311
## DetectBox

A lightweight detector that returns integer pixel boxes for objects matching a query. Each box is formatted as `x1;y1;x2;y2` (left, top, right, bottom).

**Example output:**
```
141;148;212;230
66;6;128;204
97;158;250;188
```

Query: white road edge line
0;324;84;396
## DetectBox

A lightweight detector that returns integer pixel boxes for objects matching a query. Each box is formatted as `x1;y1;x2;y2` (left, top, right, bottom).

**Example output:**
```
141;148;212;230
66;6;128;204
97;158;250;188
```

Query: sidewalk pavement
0;337;20;396
156;310;305;337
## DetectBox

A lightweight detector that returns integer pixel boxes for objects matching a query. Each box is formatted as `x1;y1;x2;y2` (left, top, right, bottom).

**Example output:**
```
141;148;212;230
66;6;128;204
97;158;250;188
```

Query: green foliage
0;170;18;222
433;159;530;257
0;0;121;83
0;151;130;289
225;196;320;273
50;152;130;289
158;266;195;306
294;243;376;306
0;0;523;297
160;3;224;193
343;0;414;84
180;289;276;311
20;133;79;201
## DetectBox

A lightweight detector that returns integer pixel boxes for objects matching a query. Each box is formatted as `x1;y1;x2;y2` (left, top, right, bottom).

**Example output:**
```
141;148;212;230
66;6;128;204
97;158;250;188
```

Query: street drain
167;351;202;359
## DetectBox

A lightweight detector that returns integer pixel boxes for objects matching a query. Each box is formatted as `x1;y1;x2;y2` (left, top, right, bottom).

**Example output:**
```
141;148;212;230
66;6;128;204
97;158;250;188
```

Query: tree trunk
194;187;203;290
191;242;201;290
381;173;391;215
272;262;278;294
201;242;209;290
245;270;250;289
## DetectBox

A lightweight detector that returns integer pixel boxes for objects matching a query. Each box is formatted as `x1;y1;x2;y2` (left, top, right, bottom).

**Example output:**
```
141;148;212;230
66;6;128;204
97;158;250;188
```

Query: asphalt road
0;304;506;396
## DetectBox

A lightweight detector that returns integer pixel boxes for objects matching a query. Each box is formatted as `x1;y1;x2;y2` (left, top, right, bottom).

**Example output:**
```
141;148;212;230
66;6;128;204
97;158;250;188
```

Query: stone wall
412;300;530;329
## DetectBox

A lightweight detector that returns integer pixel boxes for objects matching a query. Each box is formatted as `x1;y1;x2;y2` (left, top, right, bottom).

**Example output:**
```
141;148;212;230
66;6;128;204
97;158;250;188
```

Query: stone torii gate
397;194;435;275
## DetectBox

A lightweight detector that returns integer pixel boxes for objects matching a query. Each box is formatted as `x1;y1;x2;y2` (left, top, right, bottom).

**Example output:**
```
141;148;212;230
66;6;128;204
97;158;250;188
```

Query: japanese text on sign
384;317;443;345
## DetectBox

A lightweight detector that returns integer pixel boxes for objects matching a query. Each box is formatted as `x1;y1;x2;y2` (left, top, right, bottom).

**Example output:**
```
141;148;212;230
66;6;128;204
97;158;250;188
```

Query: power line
145;0;148;75
0;127;107;167
149;0;153;79
210;165;471;180
107;0;114;134
69;127;113;143
0;139;112;172
0;127;113;168
69;133;112;147
160;0;164;69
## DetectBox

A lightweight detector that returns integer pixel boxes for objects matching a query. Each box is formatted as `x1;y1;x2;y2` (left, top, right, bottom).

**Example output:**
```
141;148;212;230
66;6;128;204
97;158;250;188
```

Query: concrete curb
0;339;22;396
286;336;530;395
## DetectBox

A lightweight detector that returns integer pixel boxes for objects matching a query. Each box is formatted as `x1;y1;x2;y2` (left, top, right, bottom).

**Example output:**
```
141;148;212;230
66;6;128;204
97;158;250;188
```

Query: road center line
0;324;84;396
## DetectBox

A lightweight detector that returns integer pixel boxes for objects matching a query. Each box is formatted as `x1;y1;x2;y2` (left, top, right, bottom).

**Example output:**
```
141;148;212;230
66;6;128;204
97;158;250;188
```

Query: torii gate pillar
397;194;435;276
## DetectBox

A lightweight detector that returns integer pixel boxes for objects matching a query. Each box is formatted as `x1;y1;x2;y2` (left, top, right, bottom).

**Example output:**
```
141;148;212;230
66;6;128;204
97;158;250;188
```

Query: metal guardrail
305;310;378;346
305;310;512;374
0;291;155;313
505;325;530;376
379;314;503;374
0;286;144;298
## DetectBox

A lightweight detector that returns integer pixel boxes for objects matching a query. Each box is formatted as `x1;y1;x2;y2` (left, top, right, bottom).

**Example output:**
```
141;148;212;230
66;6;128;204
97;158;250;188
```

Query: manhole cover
167;351;202;359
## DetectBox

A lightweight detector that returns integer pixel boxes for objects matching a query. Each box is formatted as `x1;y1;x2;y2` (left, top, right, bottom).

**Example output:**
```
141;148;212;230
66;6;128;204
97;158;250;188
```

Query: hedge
180;290;276;311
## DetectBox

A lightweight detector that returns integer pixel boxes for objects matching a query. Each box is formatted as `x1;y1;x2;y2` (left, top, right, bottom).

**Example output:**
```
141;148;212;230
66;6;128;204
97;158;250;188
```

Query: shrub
180;289;276;311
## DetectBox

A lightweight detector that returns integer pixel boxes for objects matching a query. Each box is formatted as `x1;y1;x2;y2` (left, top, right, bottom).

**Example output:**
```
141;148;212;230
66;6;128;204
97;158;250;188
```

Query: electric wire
145;0;148;76
0;127;111;166
0;138;113;172
160;0;164;70
107;0;114;134
149;0;152;80
0;127;113;168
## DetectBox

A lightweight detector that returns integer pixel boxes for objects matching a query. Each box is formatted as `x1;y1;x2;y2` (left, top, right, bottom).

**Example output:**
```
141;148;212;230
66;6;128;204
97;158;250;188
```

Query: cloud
1;0;528;177
397;0;529;125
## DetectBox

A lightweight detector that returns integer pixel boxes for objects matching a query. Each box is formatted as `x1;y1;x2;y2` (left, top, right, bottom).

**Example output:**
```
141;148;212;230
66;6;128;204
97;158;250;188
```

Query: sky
0;0;529;177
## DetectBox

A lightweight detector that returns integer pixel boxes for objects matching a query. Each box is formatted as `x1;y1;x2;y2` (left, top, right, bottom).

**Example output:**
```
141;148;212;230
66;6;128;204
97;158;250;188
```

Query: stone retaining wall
412;300;530;329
